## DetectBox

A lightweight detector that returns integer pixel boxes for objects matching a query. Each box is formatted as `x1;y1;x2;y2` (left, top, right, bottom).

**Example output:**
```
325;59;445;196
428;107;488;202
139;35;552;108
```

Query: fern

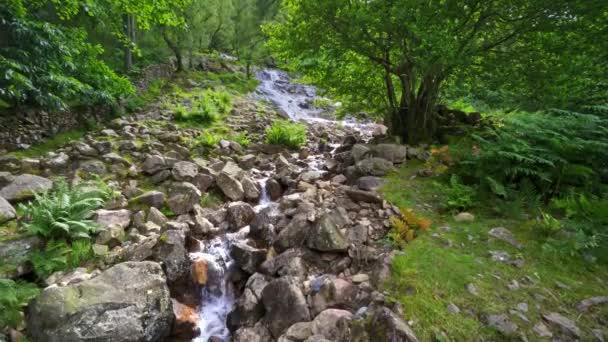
0;279;39;329
28;240;71;279
19;178;105;240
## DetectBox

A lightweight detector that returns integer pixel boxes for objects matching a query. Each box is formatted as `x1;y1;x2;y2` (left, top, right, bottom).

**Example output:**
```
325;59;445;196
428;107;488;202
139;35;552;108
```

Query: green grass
200;191;223;208
265;120;308;149
381;162;608;340
9;129;88;158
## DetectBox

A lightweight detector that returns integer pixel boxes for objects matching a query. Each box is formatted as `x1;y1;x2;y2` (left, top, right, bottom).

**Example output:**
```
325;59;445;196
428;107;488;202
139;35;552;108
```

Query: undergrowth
265;120;307;149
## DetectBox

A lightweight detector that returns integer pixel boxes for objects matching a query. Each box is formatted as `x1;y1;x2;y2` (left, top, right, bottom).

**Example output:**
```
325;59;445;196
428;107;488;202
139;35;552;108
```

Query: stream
190;69;377;341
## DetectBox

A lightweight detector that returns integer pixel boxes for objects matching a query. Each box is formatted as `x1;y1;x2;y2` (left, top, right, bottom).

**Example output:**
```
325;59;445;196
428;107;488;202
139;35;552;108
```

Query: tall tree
267;0;608;143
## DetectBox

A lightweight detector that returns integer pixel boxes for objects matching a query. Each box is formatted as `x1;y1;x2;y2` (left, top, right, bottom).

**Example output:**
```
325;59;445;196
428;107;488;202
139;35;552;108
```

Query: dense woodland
1;0;607;340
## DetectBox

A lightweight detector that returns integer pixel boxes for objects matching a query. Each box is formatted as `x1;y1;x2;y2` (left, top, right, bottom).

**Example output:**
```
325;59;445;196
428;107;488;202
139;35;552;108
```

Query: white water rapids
191;68;380;341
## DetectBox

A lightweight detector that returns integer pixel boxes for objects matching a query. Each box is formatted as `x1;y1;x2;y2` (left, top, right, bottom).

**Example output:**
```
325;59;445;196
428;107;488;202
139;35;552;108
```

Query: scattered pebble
466;283;479;296
447;303;460;314
533;322;553;338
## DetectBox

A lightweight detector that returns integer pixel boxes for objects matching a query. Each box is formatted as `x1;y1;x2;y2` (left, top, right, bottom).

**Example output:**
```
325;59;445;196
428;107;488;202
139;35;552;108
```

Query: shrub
265;120;307;149
388;208;432;248
0;279;39;329
456;108;608;200
19;179;106;240
437;175;476;213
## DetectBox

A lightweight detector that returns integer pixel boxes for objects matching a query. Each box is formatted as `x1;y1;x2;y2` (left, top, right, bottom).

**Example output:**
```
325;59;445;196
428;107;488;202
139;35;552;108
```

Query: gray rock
101;153;131;166
77;160;107;175
486;314;518;335
227;288;264;330
542;312;581;338
148;207;168;227
95;224;125;247
172;161;199;182
266;179;283;200
351;144;371;162
301;171;322;183
153;229;189;286
245;273;269;300
274;217;310;252
231;242;267;274
262;277;311;338
454;212;475;222
0;174;53;202
129;191;165;209
371;144;407;163
447;303;460;314
307;214;349;252
217;172;245;201
227;202;255;230
0;196;16;223
193;173;214;193
576;296;608;312
167;182;201;215
234;322;273;342
311;309;353;341
27;261;173;342
74;142;98;157
283;322;312;341
310;277;358;315
221;161;244;178
357;176;387;191
142;155;169;175
0;235;43;278
532;322;553;338
367;307;418;342
345;189;383;204
96;209;132;230
242;176;261;202
47;152;70;170
355;158;394;177
488;227;522;248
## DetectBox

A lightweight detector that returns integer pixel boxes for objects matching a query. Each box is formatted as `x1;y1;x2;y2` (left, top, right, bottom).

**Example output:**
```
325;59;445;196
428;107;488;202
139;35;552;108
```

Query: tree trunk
123;14;135;73
397;73;441;144
162;29;183;72
246;62;252;79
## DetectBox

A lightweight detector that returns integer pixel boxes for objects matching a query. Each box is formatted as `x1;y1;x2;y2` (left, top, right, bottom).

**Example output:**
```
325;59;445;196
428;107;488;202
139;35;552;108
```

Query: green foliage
174;89;232;125
8;129;88;159
457;109;608;200
437;175;475;213
28;240;71;279
199;191;223;208
192;132;221;149
232;132;250;148
19;179;106;240
0;278;39;329
125;78;167;113
265;120;307;149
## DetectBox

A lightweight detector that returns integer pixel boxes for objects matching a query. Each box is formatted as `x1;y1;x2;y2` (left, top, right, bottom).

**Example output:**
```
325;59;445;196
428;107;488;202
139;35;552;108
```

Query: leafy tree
267;0;608;143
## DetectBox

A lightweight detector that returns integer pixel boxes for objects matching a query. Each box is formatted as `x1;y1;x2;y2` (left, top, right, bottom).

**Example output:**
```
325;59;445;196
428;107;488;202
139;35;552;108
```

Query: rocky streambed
0;67;426;342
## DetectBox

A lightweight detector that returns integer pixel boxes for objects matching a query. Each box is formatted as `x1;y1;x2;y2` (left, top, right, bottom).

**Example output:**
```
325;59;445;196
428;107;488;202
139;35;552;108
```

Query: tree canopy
266;0;608;143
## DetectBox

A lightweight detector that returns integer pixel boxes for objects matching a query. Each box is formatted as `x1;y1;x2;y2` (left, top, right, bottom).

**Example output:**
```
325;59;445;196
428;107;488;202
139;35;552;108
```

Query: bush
456;108;608;200
265;120;307;149
19;179;106;240
0;279;39;329
437;175;476;213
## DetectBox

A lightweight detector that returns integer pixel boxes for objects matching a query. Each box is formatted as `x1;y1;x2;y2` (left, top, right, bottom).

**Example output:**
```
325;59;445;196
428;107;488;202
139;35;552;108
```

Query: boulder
167;182;201;215
193;173;214;193
27;261;173;342
0;174;53;202
274;217;310;252
357;176;387;191
231;242;267;274
0;196;16;223
367;307;418;342
129;191;165;209
307;214;349;252
345;189;383;204
351;144;371;163
227;288;264;331
172;161;199;182
77;160;107;175
96;209;132;230
221;161;244;178
227;202;255;230
283;322;312;342
311;309;353;341
217;172;245;201
371;144;407;164
142;155;169;175
301;171;322;183
234;322;273;342
47;153;70;170
153;230;189;286
310;276;359;315
242;177;261;202
0;236;43;278
355;158;394;177
266;179;283;200
148;207;168;227
262;277;311;337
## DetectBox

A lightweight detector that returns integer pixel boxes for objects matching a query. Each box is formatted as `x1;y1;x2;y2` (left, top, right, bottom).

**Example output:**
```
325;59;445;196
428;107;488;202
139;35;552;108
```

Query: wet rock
231;242;267;273
153;229;189;286
486;314;518;335
27;261;173;342
262;277;311;337
266;179;283;200
234;322;273;342
167;182;201;215
172;161;199;182
0;174;53;202
217;172;245;201
192;258;208;285
242;176;261;202
488;227;522;249
542;312;581;338
311;309;353;341
307;214;349;252
227;288;264;331
345;189;383;204
371;144;407;164
0;196;16;223
171;300;200;341
129;191;165;209
227;202;255;230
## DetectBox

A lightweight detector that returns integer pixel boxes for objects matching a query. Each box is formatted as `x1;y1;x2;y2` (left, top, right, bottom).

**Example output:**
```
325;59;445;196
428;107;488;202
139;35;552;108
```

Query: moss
9;129;88;159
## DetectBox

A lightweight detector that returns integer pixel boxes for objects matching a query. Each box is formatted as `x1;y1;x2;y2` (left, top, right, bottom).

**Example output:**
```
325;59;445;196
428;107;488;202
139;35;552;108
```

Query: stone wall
0;62;175;151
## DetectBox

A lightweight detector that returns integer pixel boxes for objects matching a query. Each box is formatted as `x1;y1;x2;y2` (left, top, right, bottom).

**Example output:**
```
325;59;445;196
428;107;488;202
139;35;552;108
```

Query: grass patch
200;190;223;208
9;129;88;158
381;162;608;340
265;120;307;149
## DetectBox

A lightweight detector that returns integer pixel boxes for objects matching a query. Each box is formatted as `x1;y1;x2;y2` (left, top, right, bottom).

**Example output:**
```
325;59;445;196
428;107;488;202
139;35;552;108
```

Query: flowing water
191;68;379;341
